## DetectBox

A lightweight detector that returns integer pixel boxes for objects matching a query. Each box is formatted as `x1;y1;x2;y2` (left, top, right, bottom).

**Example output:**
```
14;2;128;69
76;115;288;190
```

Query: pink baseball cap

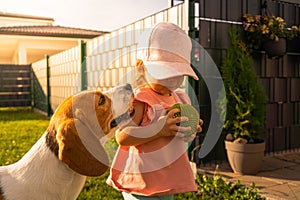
139;22;198;80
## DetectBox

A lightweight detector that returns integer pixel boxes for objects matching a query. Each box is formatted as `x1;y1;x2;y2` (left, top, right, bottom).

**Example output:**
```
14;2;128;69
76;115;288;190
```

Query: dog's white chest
0;133;86;200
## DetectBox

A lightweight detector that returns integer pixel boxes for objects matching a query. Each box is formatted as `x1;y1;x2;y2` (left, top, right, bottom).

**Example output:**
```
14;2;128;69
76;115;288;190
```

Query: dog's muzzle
110;108;135;129
109;83;134;129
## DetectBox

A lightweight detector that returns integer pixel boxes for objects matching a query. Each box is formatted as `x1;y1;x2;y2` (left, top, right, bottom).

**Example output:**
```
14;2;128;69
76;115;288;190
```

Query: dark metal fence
190;0;300;162
0;65;31;107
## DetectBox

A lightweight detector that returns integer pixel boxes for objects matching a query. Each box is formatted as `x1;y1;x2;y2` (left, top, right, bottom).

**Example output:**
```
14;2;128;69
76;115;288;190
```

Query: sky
0;0;170;31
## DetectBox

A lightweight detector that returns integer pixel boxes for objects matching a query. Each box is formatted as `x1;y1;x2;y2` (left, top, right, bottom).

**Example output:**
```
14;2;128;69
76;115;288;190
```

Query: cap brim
143;61;199;80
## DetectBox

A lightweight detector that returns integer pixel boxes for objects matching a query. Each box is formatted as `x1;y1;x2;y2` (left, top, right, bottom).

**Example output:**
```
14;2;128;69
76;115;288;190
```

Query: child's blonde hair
132;59;148;89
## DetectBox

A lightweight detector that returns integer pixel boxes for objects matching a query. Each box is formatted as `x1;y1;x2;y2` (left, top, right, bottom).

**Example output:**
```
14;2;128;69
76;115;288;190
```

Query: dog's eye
98;95;106;106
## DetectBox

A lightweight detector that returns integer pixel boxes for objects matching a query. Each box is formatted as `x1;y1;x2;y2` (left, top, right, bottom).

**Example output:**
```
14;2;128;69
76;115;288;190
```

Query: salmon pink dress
106;87;197;196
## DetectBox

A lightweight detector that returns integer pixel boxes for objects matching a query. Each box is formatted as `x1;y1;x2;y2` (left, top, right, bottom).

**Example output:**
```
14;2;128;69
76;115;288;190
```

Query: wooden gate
0;65;31;107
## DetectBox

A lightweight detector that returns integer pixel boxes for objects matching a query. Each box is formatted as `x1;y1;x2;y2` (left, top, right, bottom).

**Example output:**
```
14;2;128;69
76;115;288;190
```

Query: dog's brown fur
45;92;112;177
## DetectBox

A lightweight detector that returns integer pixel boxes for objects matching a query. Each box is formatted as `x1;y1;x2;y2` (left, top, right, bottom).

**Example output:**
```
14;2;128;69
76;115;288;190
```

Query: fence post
46;55;51;117
187;0;198;106
30;64;34;108
81;41;87;91
186;0;200;163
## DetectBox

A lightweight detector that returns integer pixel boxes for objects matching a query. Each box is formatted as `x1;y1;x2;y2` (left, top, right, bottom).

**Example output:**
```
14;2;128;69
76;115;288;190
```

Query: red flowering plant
242;13;299;50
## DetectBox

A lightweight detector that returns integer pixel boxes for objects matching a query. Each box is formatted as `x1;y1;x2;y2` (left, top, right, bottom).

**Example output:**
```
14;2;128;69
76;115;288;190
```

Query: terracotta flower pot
225;140;265;175
263;38;286;59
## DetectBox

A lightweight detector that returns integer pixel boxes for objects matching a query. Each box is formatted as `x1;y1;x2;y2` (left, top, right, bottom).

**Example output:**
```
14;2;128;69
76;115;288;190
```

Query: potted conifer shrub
217;28;268;175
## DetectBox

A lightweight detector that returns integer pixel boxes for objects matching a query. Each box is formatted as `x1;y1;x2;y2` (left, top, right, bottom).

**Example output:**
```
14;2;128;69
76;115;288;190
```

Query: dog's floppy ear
56;119;109;177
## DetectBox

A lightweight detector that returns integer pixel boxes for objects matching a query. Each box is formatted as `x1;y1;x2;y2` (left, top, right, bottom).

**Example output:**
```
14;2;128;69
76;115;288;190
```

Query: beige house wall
0;34;82;64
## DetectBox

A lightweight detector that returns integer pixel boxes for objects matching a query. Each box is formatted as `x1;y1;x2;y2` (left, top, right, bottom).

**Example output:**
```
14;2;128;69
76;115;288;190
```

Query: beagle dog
0;84;133;200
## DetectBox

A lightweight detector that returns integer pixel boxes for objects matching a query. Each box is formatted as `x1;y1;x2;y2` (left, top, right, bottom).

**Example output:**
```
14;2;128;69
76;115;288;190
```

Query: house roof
0;25;107;38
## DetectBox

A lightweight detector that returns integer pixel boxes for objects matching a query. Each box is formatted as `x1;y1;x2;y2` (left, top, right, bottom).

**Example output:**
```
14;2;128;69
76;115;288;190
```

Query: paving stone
261;183;300;200
260;156;297;172
258;167;300;182
275;152;300;164
287;164;300;173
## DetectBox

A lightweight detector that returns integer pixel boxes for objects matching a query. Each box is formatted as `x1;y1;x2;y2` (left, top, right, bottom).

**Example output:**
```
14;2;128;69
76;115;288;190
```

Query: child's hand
182;119;203;142
157;108;192;137
183;133;196;142
159;110;204;138
197;119;204;133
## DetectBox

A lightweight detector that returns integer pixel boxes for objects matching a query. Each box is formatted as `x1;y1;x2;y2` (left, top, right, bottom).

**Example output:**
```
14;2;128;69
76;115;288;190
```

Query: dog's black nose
125;83;132;91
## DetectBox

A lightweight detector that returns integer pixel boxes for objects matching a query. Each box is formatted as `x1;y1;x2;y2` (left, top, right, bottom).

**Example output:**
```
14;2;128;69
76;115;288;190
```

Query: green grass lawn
0;107;49;165
0;107;264;200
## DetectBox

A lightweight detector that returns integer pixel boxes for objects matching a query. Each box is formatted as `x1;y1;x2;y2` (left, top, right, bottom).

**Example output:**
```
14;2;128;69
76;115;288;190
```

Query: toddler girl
107;22;203;200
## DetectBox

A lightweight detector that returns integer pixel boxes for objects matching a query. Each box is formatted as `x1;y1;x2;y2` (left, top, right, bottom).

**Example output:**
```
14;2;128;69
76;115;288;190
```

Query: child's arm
115;101;191;146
